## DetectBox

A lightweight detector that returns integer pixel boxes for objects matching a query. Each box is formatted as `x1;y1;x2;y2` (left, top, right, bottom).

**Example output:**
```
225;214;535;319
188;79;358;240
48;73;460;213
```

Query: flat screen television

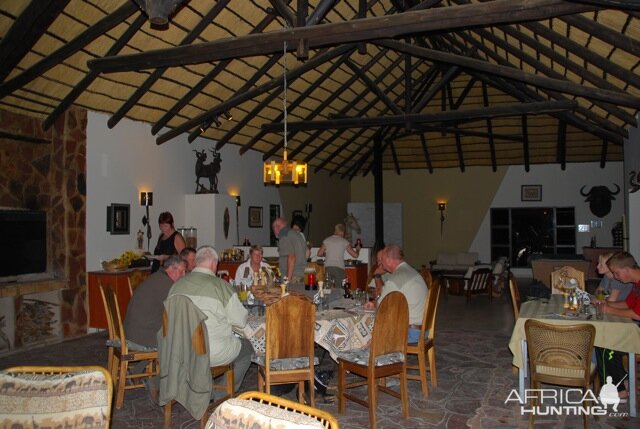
0;209;47;277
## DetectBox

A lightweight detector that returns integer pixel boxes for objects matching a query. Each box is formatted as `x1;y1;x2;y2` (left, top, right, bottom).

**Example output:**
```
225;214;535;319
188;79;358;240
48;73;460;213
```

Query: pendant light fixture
263;41;308;185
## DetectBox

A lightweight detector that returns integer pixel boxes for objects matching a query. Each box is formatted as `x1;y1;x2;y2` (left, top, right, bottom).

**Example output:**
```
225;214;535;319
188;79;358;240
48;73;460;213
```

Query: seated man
366;244;429;344
235;245;273;285
124;255;186;350
180;247;197;273
596;251;640;398
168;246;252;392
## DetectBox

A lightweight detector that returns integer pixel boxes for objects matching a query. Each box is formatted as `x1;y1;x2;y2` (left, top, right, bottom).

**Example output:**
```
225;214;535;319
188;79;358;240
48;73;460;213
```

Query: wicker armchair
525;319;598;429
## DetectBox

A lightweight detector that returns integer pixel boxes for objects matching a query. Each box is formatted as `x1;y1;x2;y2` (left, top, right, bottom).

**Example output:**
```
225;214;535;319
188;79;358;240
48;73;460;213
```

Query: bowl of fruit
102;250;148;271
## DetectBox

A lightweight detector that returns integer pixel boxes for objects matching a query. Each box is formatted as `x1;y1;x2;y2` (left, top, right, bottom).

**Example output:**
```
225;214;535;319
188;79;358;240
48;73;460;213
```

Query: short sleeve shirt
624;282;640;319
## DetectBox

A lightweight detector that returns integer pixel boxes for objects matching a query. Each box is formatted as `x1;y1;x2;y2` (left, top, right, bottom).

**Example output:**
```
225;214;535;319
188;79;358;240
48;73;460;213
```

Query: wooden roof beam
151;14;278;135
420;134;434;173
480;80;498;172
107;0;230;129
376;39;640;109
521;115;530;172
562;13;640;57
0;0;71;83
88;0;597;73
0;1;138;98
344;59;403;115
522;21;640;90
156;44;354;145
557;119;567;170
487;25;635;124
263;100;577;132
192;54;282;143
446;32;627;141
43;12;147;131
600;138;609;168
268;0;295;26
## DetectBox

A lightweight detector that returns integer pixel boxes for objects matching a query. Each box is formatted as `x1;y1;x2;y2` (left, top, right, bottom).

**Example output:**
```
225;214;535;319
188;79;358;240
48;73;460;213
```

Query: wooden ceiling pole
420;133;434;173
296;0;309;59
344;59;403;114
561;14;640;57
269;0;295;26
310;56;431;168
481;81;498;172
151;14;278;135
448;31;626;141
452;77;478;110
376;39;640;109
389;137;401;175
521;115;530;172
287;49;397;159
557;119;567;170
523;21;640;90
43;12;147;131
262;100;577;132
0;0;71;83
445;81;466;172
0;131;50;145
260;51;358;159
0;1;138;99
313;128;368;171
88;0;597;73
600;138;609;168
191;54;282;142
478;26;634;124
337;127;393;177
156;44;353;144
107;0;231;129
243;2;378;155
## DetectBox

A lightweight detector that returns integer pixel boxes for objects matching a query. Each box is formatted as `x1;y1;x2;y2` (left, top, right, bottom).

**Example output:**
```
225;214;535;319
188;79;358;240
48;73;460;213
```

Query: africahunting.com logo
505;376;629;418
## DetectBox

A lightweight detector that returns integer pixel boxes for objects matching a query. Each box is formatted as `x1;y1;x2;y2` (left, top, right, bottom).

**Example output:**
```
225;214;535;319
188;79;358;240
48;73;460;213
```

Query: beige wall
350;167;507;267
278;170;351;246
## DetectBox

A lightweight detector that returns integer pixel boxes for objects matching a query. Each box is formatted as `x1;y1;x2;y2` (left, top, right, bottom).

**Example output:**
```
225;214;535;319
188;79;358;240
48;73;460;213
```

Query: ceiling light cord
283;40;288;158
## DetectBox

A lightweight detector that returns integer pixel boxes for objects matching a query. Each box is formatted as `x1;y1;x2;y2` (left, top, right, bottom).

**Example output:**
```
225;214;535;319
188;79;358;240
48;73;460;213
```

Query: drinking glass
238;282;249;303
367;286;378;302
594;301;604;320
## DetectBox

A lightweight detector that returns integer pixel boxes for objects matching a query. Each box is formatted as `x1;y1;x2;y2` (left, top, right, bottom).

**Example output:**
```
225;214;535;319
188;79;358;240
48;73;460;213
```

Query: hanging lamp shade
263;148;308;185
263;39;308;186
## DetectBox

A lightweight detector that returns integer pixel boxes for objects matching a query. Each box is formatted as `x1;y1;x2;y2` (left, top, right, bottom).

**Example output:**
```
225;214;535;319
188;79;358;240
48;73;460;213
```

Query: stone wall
0;108;87;350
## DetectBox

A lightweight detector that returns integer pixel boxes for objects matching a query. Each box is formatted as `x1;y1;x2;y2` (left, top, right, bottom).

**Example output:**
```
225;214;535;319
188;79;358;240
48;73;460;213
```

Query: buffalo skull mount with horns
580;184;620;218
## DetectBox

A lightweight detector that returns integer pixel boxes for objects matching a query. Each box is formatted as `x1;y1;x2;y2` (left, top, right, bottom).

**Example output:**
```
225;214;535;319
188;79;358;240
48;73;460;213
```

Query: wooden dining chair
338;291;409;429
257;294;316;407
161;301;234;429
550;265;586;294
406;279;441;396
99;284;158;409
525;319;598;429
465;267;493;302
509;273;521;320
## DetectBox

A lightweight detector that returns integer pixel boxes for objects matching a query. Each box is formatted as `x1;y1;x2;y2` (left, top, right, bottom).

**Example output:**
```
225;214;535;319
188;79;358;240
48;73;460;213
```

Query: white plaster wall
86;112;281;271
469;162;624;268
626;124;640;257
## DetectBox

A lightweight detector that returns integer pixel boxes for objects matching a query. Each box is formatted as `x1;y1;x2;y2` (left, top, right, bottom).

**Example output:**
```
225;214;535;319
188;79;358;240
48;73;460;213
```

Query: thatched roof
1;0;639;176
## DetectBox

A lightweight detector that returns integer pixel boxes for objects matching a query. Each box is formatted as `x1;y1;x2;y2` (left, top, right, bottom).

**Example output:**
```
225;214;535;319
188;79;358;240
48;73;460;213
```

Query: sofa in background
430;252;480;275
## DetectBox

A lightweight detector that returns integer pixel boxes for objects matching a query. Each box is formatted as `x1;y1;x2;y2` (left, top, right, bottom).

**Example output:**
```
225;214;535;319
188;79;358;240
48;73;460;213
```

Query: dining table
239;296;375;362
508;294;640;417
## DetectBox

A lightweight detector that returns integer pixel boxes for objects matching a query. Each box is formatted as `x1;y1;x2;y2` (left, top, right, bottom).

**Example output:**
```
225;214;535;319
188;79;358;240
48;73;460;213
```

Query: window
490;207;576;268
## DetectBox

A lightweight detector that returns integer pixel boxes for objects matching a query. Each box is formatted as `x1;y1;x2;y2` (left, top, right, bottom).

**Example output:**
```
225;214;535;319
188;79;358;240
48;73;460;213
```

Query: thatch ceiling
1;0;639;177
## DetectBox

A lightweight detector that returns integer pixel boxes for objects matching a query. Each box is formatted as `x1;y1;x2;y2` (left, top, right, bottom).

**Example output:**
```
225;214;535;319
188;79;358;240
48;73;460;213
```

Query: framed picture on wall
248;206;263;228
521;185;542;202
107;203;130;235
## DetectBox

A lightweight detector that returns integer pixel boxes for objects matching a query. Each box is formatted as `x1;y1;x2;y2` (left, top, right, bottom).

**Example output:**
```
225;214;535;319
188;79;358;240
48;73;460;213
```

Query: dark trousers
595;346;627;391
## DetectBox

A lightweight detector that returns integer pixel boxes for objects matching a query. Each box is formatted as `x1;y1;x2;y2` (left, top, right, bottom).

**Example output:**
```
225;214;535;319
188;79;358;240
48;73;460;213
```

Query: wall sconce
438;202;447;235
234;195;241;244
140;191;153;249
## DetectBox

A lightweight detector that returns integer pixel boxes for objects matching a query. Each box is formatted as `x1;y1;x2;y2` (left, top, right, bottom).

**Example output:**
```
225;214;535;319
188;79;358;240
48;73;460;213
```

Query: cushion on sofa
436;253;458;266
456;252;478;266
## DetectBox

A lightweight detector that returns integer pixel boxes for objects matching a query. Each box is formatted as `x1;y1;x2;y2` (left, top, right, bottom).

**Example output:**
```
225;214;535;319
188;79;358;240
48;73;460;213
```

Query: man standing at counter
272;217;306;283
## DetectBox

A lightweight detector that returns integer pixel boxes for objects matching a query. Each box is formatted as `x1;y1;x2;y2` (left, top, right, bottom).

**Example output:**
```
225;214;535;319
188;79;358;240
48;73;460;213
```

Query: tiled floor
0;283;637;428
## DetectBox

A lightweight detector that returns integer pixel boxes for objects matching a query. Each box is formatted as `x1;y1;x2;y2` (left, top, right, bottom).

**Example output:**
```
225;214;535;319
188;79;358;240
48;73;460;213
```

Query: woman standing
151;211;186;272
